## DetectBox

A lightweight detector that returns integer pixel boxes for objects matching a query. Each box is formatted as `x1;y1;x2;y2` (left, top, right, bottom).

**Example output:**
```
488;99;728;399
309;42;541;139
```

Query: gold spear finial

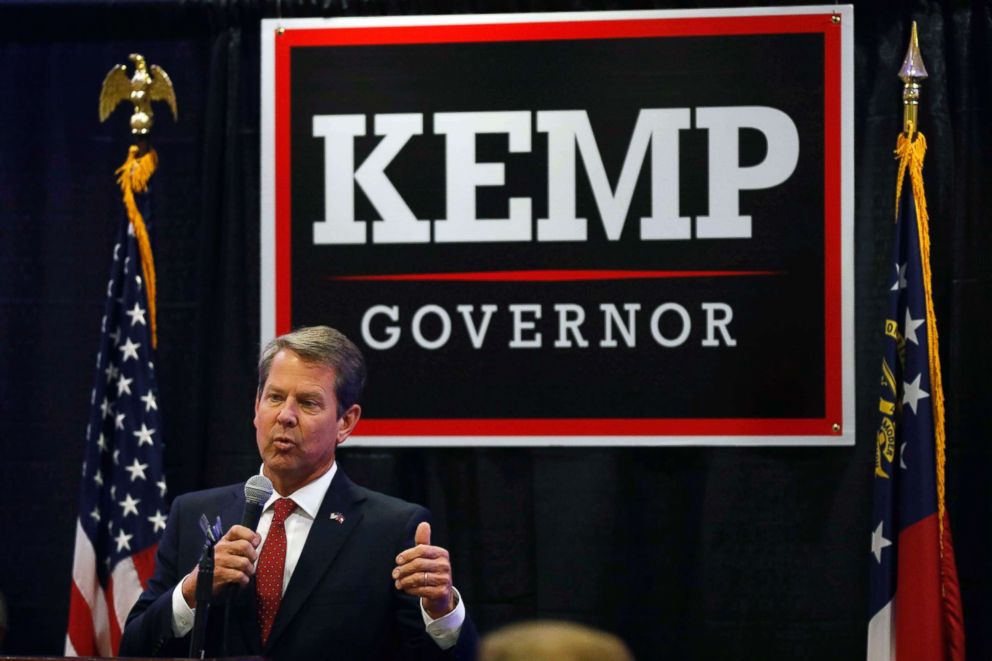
898;22;928;139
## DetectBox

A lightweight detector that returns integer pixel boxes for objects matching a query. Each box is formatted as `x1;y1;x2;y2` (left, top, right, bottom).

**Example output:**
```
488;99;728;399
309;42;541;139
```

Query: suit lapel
218;486;245;535
264;469;365;652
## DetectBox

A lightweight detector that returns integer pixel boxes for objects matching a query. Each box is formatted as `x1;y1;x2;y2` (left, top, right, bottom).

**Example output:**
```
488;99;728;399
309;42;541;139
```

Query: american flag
65;183;167;656
866;133;964;660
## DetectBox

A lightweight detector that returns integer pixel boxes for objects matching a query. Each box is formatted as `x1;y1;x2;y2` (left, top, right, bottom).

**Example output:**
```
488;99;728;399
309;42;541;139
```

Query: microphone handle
241;500;264;531
220;498;265;655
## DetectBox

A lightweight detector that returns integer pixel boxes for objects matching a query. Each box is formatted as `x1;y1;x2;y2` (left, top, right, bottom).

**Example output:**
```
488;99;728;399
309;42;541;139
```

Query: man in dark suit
119;326;477;659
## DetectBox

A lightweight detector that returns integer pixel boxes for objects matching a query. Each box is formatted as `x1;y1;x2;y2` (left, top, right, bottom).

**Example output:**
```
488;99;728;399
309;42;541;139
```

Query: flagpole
897;21;948;539
65;54;176;657
893;22;966;661
868;21;965;661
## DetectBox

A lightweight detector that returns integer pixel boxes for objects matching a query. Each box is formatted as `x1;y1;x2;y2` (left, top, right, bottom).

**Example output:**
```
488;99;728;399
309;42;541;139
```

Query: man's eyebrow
296;388;326;402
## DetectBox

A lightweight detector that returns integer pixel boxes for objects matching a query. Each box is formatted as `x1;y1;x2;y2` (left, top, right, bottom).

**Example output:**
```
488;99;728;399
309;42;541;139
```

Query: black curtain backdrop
0;1;989;659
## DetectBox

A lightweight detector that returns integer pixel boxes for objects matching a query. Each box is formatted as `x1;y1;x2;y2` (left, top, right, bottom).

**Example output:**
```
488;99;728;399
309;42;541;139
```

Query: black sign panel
261;9;854;445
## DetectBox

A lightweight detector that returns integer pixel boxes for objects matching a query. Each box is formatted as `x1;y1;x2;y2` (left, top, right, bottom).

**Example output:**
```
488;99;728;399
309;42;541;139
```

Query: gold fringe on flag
115;145;159;348
894;131;946;535
894;133;965;658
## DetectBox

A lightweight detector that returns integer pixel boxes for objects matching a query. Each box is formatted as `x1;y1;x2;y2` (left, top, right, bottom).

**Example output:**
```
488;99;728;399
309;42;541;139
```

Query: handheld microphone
241;474;274;530
221;474;274;656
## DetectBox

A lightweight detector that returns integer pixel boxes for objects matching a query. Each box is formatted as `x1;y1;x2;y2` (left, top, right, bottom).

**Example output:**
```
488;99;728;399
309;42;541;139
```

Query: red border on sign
272;14;844;437
356;418;830;436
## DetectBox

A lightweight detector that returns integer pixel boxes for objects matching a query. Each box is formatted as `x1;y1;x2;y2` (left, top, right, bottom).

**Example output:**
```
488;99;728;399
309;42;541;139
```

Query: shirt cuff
420;587;465;650
171;579;195;637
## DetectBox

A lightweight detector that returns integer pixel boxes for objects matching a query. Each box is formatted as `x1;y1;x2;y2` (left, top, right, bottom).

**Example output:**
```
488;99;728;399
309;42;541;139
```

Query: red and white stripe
867;513;948;661
65;520;157;657
867;600;893;661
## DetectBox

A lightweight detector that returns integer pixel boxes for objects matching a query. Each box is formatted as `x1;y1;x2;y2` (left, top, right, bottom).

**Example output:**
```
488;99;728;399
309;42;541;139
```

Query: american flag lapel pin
330;512;345;524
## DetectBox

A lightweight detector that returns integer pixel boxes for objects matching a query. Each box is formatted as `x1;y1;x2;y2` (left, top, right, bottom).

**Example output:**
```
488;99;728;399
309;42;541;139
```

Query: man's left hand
392;522;456;619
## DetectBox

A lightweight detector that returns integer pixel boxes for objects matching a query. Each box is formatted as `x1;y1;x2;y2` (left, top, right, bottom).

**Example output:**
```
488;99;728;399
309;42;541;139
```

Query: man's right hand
180;524;261;608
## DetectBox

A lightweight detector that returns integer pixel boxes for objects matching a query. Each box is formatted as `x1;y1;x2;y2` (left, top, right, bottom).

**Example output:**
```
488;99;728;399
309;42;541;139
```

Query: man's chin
263;451;298;471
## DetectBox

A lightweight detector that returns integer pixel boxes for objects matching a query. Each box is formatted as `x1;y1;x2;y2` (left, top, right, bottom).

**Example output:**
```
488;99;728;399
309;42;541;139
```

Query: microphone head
244;474;274;506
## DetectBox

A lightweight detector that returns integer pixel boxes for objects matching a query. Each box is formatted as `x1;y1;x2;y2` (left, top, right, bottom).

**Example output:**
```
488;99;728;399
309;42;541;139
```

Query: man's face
254;349;360;494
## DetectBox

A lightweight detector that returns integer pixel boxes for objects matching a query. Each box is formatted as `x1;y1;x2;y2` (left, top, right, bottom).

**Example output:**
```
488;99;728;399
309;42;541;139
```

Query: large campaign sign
260;7;854;446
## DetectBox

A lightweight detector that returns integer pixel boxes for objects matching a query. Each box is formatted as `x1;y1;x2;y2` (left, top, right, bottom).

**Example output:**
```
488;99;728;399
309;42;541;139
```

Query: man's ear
336;404;362;445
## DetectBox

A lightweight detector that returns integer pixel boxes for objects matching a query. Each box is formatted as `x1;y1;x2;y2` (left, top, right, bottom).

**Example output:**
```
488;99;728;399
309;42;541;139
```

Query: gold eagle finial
99;53;178;135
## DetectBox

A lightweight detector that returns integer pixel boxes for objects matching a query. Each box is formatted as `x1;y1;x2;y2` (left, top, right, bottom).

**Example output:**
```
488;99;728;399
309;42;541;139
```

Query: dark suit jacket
119;469;477;660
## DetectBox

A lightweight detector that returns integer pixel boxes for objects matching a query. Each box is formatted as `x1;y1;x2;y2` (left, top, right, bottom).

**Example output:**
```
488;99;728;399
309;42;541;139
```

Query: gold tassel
115;145;159;348
894;132;947;542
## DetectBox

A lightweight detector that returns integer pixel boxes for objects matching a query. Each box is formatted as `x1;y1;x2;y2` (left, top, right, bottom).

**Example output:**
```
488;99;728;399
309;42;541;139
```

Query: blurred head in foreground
480;620;633;661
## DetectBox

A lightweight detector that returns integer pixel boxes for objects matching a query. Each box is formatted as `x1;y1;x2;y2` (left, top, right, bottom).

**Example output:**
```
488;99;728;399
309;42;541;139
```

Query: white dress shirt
171;462;465;649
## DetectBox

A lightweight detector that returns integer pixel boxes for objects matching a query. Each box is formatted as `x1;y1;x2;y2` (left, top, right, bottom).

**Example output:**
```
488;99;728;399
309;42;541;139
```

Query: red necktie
256;498;296;646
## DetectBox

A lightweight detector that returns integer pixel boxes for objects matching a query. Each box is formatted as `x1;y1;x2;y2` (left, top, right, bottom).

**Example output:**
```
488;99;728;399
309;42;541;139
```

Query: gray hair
257;326;366;417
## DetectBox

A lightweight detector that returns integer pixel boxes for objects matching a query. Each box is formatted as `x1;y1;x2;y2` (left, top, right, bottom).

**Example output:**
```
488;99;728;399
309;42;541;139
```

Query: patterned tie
256;498;296;646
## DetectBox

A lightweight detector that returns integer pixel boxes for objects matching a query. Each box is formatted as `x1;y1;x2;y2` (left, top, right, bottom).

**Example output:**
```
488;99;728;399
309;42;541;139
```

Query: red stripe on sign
275;29;293;335
895;513;944;660
67;580;97;656
357;418;834;436
332;269;781;283
131;543;159;589
283;15;836;48
822;16;844;435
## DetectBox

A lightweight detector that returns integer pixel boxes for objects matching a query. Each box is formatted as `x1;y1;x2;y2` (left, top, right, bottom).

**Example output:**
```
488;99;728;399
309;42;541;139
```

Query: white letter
411;305;452;350
695;106;799;239
701;302;737;347
553;304;589;348
312;113;429;245
600;303;641;348
639;109;692;240
509;304;542;348
434;112;532;242
650;303;691;347
361;114;429;244
457;304;498;349
312;114;367;245
538;109;686;241
361;305;401;349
